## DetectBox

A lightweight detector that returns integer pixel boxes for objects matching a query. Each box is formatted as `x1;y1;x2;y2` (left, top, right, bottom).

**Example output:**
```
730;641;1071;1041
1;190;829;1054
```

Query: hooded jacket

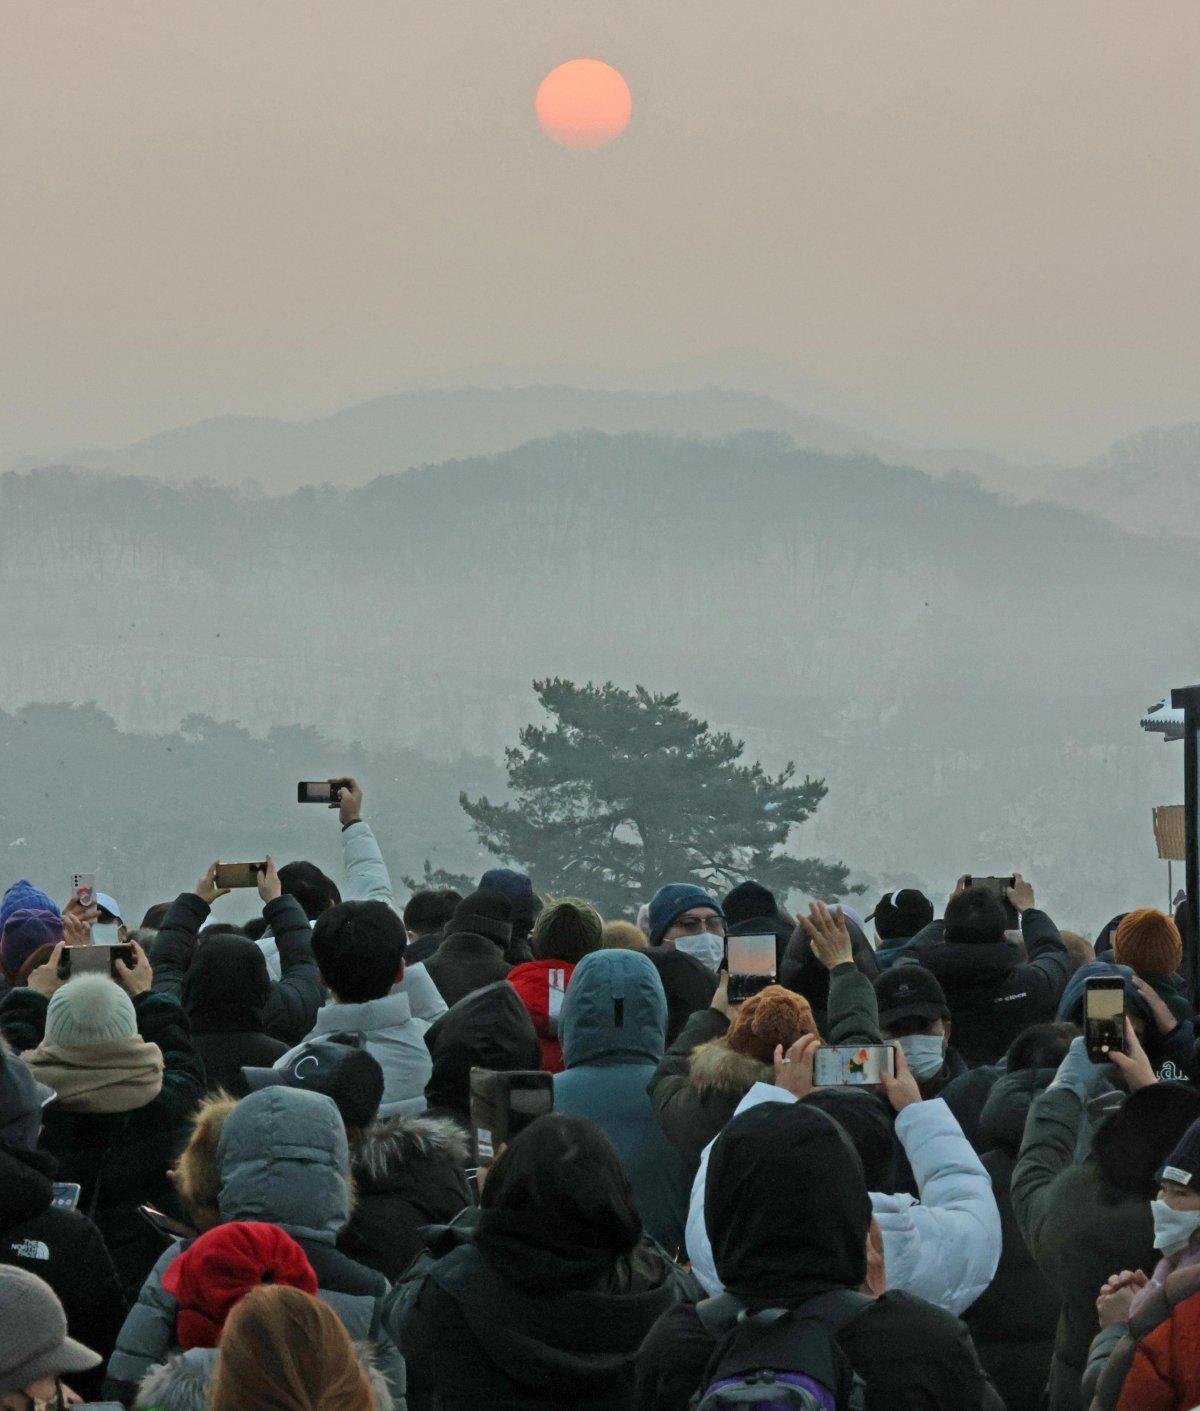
553;950;690;1249
104;1087;405;1405
685;1082;1001;1318
779;912;880;1032
422;980;540;1127
133;1344;399;1411
641;948;717;1046
1057;961;1198;1084
646;1007;746;1182
179;934;288;1095
0;986;204;1303
385;1117;696;1411
1089;1259;1200;1411
961;1066;1062;1411
896;908;1070;1066
506;958;576;1072
424;930;513;1009
339;1112;473;1280
151;892;321;1048
633;1101;1004;1411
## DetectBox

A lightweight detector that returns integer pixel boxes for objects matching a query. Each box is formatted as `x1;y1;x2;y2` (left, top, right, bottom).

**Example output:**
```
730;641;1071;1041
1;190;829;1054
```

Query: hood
561;949;667;1069
706;1100;870;1306
423;980;539;1117
686;1038;771;1098
779;913;879;1010
181;935;270;1034
1057;960;1152;1026
0;1141;54;1227
642;947;718;1046
350;1111;471;1191
216;1087;350;1242
976;1067;1057;1153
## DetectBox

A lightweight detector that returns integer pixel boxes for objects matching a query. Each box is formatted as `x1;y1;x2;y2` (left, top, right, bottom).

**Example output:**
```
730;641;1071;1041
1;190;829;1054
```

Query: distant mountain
0;429;1187;928
1046;423;1200;538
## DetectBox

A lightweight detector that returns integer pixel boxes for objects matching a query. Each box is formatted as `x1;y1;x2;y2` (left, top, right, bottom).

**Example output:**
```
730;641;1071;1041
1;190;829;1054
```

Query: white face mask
674;932;725;973
92;923;123;947
1150;1198;1200;1255
897;1033;946;1081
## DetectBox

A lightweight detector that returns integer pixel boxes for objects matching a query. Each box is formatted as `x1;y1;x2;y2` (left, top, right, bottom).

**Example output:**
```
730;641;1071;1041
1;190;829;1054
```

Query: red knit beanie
162;1221;317;1349
726;984;818;1065
1114;908;1182;977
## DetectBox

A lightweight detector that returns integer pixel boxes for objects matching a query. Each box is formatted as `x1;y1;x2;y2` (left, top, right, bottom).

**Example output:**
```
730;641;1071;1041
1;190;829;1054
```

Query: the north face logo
10;1239;50;1261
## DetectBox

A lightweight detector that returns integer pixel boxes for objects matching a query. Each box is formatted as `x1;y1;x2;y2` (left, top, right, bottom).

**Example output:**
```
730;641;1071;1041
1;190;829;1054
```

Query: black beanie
722;881;782;929
452;891;514;948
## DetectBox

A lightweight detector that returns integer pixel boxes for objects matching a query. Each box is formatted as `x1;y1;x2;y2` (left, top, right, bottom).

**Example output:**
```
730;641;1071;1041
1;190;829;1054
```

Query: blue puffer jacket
553;950;689;1250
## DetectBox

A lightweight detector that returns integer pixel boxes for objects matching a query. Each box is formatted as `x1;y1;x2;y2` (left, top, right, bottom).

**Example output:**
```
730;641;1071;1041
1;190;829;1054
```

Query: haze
3;0;1197;467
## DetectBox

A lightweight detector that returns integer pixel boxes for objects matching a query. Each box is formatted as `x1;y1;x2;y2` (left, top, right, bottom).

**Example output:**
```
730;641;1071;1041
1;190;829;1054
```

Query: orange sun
536;59;632;149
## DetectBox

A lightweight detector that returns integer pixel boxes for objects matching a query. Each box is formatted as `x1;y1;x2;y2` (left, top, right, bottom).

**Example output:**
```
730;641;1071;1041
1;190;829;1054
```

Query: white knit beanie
45;974;137;1045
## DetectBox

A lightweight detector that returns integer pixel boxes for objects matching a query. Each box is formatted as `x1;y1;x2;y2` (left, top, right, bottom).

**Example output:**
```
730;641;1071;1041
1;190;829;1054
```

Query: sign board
1154;805;1187;862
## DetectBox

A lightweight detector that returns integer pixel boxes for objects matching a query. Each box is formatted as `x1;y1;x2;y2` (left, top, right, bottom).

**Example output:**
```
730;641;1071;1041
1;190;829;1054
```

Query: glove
1049;1034;1108;1101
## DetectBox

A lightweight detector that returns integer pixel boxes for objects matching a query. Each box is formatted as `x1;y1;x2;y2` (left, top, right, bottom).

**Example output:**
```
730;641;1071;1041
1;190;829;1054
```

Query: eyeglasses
671;914;727;936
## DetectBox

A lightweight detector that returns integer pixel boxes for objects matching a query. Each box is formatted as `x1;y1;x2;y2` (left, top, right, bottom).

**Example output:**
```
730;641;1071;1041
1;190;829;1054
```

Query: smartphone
297;781;338;803
57;944;136;981
727;933;777;1003
1084;976;1127;1062
812;1044;897;1087
965;875;1016;899
214;861;266;889
139;1203;198;1243
51;1181;81;1209
469;1068;553;1165
71;872;97;908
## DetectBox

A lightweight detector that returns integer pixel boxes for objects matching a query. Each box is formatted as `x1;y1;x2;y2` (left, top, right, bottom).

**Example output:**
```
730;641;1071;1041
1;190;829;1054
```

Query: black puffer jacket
779;913;879;1034
0;1139;127;1400
179;932;289;1095
340;1112;473;1280
423;980;539;1129
962;1067;1061;1411
424;931;513;1009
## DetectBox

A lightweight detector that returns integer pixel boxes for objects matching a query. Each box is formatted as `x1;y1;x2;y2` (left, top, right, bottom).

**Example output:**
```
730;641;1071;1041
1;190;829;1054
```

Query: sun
536;59;632;149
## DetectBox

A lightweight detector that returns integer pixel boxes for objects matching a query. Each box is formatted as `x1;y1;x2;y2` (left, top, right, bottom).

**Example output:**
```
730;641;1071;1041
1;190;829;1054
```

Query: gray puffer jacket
105;1087;405;1404
133;1342;397;1411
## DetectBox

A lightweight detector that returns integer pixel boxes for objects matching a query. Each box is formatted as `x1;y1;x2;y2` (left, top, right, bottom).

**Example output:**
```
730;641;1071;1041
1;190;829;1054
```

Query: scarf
24;1038;165;1113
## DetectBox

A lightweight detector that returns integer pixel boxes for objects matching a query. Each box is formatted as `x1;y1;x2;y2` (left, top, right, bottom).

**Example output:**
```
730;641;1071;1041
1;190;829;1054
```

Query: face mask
897;1033;946;1081
92;923;123;947
1150;1199;1200;1255
674;932;725;973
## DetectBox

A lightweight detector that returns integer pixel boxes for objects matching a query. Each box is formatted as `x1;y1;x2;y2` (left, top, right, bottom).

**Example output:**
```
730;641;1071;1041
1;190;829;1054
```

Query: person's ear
394;959;406;985
943;1020;952;1052
863;1217;886;1297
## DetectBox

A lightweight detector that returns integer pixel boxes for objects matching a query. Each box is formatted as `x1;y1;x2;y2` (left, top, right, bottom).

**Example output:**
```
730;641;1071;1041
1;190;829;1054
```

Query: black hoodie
423;980;540;1127
180;933;289;1095
633;1101;1003;1411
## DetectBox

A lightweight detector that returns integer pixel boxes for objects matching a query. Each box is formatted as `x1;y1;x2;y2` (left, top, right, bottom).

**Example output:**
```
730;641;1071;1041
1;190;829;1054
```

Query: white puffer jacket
685;1082;1001;1316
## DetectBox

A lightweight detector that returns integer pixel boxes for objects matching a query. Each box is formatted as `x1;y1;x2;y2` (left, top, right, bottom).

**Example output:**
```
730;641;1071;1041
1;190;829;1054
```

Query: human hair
600;920;648;950
944;889;1008;945
311;901;407;1003
1059;930;1095;973
200;922;249;940
1006;1021;1078;1073
140;901;172;930
175;1091;238;1231
211;1284;374;1411
531;897;603;964
403;889;460;936
278;861;342;921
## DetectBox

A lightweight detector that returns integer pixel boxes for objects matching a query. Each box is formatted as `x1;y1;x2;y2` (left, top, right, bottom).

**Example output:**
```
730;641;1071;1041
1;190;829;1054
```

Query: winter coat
553;950;690;1250
506;958;576;1072
424;931;512;1009
340;1112;473;1281
1011;1086;1158;1411
779;914;880;1033
897;908;1071;1065
385;1210;694;1411
962;1067;1062;1411
132;1339;398;1411
1089;1259;1200;1411
0;1138;127;1400
422;980;540;1129
642;948;717;1046
0;987;205;1303
105;1086;405;1405
151;892;321;1047
646;1006;747;1182
277;990;432;1116
685;1083;1001;1317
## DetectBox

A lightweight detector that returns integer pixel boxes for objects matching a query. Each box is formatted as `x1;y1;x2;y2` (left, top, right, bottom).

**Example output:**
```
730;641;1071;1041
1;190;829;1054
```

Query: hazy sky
3;0;1197;466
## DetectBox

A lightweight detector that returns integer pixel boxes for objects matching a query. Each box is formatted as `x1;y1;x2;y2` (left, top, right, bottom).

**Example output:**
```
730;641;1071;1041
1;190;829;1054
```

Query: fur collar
351;1112;470;1182
687;1038;771;1097
134;1342;393;1411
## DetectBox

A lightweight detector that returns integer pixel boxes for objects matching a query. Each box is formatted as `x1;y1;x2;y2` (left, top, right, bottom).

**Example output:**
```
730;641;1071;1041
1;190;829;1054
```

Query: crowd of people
2;776;1199;1409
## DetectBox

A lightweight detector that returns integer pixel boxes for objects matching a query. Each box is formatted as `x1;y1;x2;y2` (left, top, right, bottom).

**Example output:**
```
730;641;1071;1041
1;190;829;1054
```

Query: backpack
691;1289;870;1411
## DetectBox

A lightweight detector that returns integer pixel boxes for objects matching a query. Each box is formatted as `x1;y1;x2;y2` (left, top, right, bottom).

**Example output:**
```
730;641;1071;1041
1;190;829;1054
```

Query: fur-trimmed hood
134;1340;395;1411
686;1037;771;1097
351;1112;470;1190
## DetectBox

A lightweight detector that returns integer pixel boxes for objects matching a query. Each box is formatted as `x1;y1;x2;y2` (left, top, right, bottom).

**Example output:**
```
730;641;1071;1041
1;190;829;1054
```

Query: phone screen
813;1044;897;1087
60;944;133;980
727;933;777;1003
1085;980;1126;1058
51;1181;81;1209
298;781;335;803
214;862;264;889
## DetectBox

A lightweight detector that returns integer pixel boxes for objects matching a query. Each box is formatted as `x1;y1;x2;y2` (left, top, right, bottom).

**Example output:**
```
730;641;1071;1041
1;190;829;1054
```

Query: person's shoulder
848;1290;971;1346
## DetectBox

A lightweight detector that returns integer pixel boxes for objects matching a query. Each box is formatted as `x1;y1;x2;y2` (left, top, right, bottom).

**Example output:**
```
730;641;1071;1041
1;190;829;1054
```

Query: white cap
95;893;123;922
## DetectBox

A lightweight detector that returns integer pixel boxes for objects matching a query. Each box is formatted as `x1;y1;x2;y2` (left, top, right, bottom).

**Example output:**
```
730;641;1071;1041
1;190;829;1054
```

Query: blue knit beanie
0;881;60;931
0;910;63;982
647;884;724;947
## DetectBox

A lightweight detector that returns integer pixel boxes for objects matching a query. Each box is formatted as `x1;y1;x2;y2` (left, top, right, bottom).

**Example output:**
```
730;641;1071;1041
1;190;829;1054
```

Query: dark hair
403;889;460;936
1092;1084;1200;1199
531;898;603;964
802;1088;896;1192
310;901;407;1003
278;862;342;921
1007;1021;1078;1073
200;922;249;940
141;902;172;930
242;915;269;941
944;890;1009;945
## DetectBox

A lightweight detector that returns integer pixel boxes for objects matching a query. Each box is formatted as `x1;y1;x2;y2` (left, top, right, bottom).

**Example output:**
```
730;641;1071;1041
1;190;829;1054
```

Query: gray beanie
45;974;137;1045
0;1266;100;1391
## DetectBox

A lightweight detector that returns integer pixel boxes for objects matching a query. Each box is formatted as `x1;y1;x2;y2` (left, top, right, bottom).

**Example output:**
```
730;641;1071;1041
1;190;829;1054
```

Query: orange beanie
1114;908;1182;976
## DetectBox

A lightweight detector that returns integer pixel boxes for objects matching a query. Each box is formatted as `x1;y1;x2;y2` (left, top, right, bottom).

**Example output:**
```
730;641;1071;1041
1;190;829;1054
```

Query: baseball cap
874;964;950;1029
242;1037;384;1130
866;888;934;941
95;893;124;922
